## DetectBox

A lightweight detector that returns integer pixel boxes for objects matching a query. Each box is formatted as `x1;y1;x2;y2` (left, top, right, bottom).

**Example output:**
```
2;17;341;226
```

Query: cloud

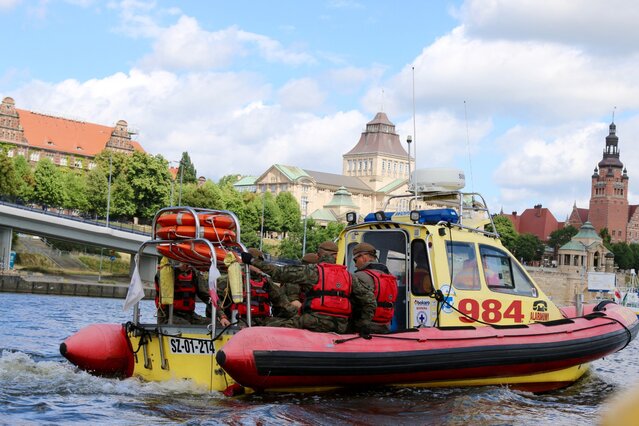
277;78;326;111
13;68;368;181
0;0;20;10
458;0;639;54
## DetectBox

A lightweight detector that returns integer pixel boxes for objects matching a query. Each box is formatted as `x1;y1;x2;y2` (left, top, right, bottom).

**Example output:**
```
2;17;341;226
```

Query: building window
7;149;13;158
270;184;277;192
74;160;83;168
88;161;96;170
382;160;385;172
280;184;288;191
60;157;67;166
30;152;40;161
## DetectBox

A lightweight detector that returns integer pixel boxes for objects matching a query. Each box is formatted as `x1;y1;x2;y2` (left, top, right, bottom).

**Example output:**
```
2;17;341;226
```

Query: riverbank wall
0;273;155;299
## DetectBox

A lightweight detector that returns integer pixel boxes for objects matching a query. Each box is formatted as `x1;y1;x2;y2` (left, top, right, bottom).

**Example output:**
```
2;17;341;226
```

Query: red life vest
234;275;271;317
305;263;352;318
362;269;398;324
173;271;197;313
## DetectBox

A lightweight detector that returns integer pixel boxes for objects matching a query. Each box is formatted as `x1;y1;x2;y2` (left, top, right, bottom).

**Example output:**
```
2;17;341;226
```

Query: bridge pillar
132;254;158;285
0;226;12;270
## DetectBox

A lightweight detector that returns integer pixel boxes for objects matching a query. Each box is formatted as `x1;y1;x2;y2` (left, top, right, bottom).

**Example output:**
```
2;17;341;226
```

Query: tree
600;228;612;248
514;233;545;263
487;215;518;253
178;151;197;184
0;149;19;199
33;158;65;208
180;181;225;209
85;166;108;217
13;155;35;202
60;169;88;212
276;191;302;238
126;152;172;220
218;174;242;188
262;192;282;233
109;174;136;219
611;242;634;270
548;225;578;255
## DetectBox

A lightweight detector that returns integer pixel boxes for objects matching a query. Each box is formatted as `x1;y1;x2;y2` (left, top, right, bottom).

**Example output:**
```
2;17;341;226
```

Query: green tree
262;192;282;233
487;215;518;253
13;155;35;202
514;233;545;263
600;228;612;248
548;225;578;255
218;174;242;188
33;158;65;208
178;151;197;184
276;191;302;238
109;174;136;218
611;242;634;270
60;169;88;212
85;166;108;217
0;149;19;199
180;181;225;209
127;152;172;220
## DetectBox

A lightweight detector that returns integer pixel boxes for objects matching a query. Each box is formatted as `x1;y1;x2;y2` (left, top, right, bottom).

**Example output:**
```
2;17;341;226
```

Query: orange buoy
156;225;236;242
157;242;236;265
156;212;235;229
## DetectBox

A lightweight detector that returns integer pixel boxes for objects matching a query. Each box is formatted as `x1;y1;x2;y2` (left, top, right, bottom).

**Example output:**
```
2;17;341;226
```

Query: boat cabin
337;168;563;329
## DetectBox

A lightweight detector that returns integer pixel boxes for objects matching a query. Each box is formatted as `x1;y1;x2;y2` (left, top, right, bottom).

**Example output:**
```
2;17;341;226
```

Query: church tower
342;112;414;191
588;121;629;243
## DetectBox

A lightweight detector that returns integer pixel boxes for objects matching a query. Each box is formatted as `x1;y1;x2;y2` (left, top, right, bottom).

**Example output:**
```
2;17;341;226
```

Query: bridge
0;201;158;283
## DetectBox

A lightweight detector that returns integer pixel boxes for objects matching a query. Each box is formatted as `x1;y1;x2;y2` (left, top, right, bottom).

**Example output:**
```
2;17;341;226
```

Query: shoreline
0;273;155;299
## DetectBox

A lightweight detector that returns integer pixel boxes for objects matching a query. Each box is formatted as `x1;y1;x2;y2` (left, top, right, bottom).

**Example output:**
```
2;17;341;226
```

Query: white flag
123;256;145;311
208;260;221;308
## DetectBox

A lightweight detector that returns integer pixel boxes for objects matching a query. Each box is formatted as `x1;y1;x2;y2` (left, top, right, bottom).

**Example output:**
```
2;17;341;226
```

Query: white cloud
458;0;639;54
0;0;20;10
277;78;325;111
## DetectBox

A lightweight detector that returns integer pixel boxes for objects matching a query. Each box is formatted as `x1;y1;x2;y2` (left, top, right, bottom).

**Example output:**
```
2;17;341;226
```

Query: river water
1;292;638;425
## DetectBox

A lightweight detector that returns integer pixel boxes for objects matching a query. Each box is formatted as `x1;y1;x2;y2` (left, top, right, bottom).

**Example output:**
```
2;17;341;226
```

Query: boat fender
224;252;244;303
223;383;246;397
594;300;617;312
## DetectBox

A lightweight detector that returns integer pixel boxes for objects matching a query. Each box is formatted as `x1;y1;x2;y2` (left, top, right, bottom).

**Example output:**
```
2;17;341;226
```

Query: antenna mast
464;100;474;193
412;66;417;203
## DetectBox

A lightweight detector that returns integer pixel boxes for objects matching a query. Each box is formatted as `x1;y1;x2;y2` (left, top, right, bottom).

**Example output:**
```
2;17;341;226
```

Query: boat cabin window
411;239;433;295
446;241;480;290
479;244;538;297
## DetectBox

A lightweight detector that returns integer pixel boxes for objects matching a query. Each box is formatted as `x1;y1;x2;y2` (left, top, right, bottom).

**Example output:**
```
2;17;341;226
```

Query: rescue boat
60;170;639;394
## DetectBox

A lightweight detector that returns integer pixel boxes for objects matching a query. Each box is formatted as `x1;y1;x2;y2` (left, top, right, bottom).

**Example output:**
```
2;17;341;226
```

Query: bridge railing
0;198;152;236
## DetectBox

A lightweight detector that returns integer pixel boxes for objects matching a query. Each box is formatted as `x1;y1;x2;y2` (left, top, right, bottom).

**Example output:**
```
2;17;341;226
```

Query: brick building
0;97;143;170
567;122;639;243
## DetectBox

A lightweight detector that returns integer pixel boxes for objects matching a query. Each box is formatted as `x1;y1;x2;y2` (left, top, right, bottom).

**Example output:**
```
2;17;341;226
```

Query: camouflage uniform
216;269;297;326
354;262;394;334
252;254;376;333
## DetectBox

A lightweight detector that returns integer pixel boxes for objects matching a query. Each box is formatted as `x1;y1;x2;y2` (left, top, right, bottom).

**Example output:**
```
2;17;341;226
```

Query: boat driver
155;262;211;325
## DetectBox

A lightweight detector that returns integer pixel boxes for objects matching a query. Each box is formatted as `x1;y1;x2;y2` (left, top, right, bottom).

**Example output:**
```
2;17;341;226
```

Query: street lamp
259;191;265;251
302;200;309;256
168;160;183;206
106;153;113;227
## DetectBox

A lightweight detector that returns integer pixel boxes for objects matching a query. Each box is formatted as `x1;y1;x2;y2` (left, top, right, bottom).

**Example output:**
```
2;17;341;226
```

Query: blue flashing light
364;208;459;224
363;212;395;222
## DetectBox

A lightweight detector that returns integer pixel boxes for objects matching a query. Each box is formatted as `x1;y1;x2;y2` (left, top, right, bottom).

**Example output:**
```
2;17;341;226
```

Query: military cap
301;253;319;264
318;241;338;253
247;247;264;260
353;242;376;257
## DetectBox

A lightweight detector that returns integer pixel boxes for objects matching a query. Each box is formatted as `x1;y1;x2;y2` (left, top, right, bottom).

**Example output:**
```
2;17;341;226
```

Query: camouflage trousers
367;322;391;334
158;309;210;325
263;312;348;334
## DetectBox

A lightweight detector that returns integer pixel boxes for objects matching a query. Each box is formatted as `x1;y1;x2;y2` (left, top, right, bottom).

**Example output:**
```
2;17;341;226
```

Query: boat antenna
412;66;417;204
464;100;475;193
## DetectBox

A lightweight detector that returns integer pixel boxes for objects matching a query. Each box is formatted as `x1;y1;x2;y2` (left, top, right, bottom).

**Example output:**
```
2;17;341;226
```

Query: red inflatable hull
60;323;134;378
216;303;639;391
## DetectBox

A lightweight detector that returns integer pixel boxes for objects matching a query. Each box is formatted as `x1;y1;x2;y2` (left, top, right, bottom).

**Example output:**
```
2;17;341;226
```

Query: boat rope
125;321;153;354
435;222;456;327
431;289;504;327
333;328;421;344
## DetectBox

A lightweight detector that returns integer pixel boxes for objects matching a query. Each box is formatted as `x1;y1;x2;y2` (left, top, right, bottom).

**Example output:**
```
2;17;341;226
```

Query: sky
2;0;639;221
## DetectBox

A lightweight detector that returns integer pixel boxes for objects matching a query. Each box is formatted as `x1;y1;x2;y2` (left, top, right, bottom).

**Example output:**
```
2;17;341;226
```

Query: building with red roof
0;97;143;170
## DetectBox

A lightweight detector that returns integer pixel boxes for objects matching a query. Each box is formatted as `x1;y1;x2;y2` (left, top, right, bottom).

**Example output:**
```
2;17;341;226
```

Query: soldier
155;262;211;325
241;241;376;334
282;252;319;313
217;248;296;326
352;242;398;334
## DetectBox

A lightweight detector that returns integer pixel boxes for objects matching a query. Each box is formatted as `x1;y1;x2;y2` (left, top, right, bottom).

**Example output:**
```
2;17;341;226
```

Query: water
1;292;638;425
